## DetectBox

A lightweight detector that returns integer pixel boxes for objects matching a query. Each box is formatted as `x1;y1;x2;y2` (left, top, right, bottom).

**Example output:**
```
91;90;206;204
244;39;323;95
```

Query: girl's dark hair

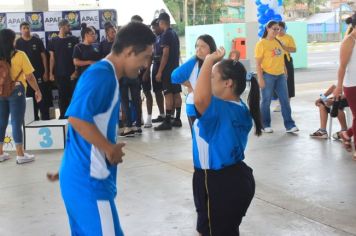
80;23;94;40
0;29;16;65
196;34;217;67
345;12;356;34
218;60;262;136
278;21;286;29
104;22;115;33
262;20;278;38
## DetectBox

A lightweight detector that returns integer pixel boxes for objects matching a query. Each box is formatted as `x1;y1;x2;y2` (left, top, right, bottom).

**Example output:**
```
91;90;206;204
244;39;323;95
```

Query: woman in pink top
334;13;356;160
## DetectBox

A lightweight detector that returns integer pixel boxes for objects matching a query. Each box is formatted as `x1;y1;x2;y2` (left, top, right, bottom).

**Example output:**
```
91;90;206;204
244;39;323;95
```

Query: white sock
146;115;152;123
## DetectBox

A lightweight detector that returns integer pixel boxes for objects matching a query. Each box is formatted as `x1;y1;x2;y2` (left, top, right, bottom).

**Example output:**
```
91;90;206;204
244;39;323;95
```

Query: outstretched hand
206;47;226;63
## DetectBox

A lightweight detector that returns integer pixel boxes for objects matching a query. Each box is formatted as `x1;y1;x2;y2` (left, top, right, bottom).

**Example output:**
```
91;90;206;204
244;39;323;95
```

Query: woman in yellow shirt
277;21;296;99
255;20;298;133
0;29;42;164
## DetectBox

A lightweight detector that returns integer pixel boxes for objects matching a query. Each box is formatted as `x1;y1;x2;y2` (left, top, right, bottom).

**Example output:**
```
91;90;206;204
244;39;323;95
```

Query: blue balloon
255;0;262;5
258;15;269;25
273;15;282;22
265;9;275;19
258;4;269;14
278;0;283;6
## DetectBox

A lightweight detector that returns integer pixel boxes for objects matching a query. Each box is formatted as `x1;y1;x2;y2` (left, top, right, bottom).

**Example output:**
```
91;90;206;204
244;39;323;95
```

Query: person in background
255;20;298;133
100;22;117;58
142;18;165;128
73;23;101;81
229;49;240;61
48;19;79;119
154;12;182;131
310;84;348;139
16;21;49;120
0;29;42;164
274;21;297;112
172;34;216;133
334;13;356;160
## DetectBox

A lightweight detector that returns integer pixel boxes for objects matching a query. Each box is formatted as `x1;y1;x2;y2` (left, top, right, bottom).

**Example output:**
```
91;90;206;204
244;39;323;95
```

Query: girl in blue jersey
193;47;262;236
172;35;216;132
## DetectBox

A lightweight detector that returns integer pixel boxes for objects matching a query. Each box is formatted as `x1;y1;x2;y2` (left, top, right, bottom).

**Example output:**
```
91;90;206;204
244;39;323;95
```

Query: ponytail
247;75;262;136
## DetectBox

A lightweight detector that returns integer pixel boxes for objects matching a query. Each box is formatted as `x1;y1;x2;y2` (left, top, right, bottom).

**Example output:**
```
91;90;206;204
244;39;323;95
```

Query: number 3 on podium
39;128;53;148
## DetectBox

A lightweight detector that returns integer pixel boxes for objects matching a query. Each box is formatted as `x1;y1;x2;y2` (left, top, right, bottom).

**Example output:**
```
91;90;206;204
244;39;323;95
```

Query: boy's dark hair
58;19;69;28
345;12;356;34
218;60;262;136
151;18;159;26
104;22;115;32
158;12;170;24
112;22;155;55
131;15;143;23
20;21;30;29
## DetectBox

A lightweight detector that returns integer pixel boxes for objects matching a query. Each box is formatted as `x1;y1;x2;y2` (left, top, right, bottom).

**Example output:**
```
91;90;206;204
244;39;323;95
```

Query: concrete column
24;0;49;11
244;0;259;70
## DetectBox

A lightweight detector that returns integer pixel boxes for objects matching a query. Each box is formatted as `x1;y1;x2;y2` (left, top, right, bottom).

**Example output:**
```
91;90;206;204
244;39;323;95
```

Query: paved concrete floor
0;80;356;236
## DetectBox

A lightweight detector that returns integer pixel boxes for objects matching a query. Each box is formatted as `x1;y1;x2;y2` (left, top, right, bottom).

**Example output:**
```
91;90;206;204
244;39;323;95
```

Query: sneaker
154;121;172;131
172;118;182;127
144;122;152;128
120;127;135;137
263;127;273;133
310;129;328;139
332;131;341;141
286;126;299;133
0;152;10;162
16;153;35;164
152;116;165;123
273;104;281;112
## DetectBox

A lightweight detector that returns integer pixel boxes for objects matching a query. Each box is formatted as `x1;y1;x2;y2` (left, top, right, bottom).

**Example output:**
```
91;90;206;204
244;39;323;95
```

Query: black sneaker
135;127;142;134
172;118;182;127
154;121;172;131
152;116;165;123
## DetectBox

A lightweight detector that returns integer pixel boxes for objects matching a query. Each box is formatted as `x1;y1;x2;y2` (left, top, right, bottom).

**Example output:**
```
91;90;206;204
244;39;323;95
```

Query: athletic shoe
16;153;35;164
263;127;273;133
0;152;10;162
286;126;299;133
172;118;182;127
152;116;165;123
310;129;328;139
134;127;143;134
154;121;172;131
120;127;135;137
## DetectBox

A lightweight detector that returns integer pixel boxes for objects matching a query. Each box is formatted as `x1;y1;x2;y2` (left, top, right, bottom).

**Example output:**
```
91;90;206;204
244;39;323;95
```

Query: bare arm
334;37;354;97
41;52;48;81
255;57;265;89
73;58;94;67
49;51;55;81
25;73;42;102
68;117;125;165
194;47;225;115
156;47;169;81
183;81;193;93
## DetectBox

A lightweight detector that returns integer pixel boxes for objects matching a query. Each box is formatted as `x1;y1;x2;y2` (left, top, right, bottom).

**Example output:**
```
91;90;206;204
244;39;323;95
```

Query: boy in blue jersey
193;47;262;236
48;22;155;236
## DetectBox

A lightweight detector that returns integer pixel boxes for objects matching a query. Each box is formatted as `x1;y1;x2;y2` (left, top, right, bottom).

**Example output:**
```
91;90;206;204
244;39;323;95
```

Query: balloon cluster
256;0;284;37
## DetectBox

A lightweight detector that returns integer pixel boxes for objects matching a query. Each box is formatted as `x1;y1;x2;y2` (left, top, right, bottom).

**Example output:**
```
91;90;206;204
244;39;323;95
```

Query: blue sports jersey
192;96;253;170
59;59;120;200
171;56;200;116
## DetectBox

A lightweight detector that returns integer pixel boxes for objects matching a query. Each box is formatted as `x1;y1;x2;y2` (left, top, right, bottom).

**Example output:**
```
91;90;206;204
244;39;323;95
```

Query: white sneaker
263;127;273;133
144;122;152;128
273;104;281;112
16;153;35;164
286;126;299;133
0;152;10;162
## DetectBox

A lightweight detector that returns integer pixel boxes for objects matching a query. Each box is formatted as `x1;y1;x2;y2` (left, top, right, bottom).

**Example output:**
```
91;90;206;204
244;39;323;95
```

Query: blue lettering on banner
39;127;53;148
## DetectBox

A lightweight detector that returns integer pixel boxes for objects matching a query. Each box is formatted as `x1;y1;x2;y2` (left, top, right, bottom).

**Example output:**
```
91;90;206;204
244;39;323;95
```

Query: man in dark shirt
16;22;50;120
154;12;182;131
100;22;116;58
48;19;79;119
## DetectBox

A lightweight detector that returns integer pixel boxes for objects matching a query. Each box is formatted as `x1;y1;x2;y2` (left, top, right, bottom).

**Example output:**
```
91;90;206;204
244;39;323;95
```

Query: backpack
0;59;22;97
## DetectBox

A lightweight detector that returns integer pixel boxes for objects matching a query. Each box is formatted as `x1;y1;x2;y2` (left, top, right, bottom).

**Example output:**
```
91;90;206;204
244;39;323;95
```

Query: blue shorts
63;195;124;236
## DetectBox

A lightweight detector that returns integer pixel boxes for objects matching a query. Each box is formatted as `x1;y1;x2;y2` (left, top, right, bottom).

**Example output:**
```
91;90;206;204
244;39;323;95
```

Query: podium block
24;120;68;150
